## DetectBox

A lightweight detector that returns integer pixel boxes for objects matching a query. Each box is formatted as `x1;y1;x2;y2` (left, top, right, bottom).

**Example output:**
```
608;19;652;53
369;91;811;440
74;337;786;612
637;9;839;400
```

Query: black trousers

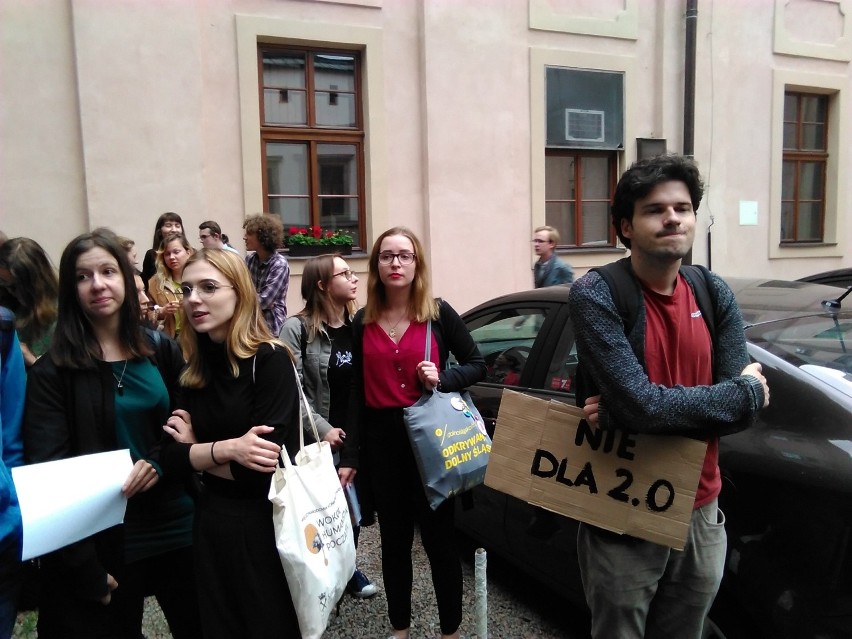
194;481;300;639
109;546;200;639
365;407;462;635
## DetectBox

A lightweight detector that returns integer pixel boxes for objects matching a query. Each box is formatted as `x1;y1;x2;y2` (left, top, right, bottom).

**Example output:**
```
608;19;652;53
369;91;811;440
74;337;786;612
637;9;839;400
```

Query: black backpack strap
590;257;643;336
574;258;642;407
680;264;717;346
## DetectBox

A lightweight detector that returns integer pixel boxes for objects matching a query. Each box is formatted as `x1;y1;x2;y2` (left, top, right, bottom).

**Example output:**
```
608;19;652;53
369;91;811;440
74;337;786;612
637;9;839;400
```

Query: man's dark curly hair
611;154;704;249
243;214;283;252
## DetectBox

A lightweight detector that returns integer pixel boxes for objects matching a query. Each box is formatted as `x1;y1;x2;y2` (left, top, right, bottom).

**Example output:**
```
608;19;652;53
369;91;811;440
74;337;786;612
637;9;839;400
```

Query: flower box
287;244;352;258
286;226;354;258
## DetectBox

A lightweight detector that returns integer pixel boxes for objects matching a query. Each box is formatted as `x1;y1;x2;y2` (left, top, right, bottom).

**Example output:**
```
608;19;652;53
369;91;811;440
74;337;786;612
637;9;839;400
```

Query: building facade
1;0;850;314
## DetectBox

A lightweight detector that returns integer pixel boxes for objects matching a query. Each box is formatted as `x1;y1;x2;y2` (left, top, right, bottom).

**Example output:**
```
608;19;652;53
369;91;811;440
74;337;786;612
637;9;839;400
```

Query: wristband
210;441;221;465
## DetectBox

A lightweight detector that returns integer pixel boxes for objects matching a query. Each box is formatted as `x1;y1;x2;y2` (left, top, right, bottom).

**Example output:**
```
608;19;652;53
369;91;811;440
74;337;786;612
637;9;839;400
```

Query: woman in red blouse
348;227;486;639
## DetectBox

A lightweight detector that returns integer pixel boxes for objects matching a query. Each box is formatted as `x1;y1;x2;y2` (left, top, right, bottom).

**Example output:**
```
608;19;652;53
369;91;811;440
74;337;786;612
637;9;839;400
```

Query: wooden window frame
781;91;828;244
258;45;366;250
544;149;617;248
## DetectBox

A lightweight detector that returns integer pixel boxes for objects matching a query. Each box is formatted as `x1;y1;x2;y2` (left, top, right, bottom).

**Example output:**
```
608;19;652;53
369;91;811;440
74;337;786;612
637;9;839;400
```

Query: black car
452;278;852;639
797;268;852;289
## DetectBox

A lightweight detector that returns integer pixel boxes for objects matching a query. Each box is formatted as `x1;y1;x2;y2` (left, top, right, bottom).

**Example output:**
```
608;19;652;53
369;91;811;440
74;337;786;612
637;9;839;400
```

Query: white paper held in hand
12;449;134;560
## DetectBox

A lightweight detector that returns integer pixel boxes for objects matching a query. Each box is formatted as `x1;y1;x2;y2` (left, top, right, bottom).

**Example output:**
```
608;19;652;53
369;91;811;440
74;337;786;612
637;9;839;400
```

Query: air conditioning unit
565;109;605;143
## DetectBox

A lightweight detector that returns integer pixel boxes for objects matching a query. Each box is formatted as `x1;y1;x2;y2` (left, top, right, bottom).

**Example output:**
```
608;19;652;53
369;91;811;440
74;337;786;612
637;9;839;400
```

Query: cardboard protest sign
484;389;707;550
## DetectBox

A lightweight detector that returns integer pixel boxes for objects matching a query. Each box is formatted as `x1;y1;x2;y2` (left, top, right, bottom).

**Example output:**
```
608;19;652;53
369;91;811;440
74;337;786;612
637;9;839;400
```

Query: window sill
778;242;838;249
558;246;626;255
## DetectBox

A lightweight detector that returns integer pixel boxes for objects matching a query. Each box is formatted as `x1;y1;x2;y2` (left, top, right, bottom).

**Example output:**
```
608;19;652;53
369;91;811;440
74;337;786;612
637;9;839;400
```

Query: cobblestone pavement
16;524;590;638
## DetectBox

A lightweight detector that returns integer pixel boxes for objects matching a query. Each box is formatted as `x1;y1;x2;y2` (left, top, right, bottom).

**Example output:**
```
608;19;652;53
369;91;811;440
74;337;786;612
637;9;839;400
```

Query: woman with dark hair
348;227;486;639
161;248;301;638
141;212;183;286
279;253;377;598
0;237;59;366
24;228;199;639
147;232;193;338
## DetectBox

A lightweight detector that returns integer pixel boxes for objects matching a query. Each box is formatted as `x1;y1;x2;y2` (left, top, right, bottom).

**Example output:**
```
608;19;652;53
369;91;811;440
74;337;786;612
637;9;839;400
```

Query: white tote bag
269;373;356;639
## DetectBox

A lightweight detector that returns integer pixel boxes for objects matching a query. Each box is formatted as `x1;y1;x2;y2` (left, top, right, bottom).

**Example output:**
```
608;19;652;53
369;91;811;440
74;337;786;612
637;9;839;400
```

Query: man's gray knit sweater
567;269;765;438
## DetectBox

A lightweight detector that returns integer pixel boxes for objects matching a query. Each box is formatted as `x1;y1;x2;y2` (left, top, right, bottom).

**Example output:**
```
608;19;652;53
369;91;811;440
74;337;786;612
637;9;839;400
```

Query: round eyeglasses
331;269;356;281
180;281;234;300
378;252;416;265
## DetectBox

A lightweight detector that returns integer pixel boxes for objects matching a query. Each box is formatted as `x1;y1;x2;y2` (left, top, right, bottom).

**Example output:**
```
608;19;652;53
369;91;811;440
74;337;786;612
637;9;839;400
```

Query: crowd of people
0;211;488;639
0;154;769;639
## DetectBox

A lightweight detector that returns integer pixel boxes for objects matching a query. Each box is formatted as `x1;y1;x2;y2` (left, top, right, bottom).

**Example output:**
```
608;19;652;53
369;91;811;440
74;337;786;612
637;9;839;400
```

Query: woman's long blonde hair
152;233;193;293
179;248;286;388
297;253;358;341
363;227;438;324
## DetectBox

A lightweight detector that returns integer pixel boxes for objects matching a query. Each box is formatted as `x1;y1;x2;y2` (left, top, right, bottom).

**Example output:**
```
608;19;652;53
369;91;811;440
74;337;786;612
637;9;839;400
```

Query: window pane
266;143;308;196
545;201;575;246
545;155;575;199
782;122;797;150
780;202;794;241
581;156;609;198
262;52;307;125
313;54;356;91
263;52;305;89
800;123;825;151
319;197;360;245
796;203;822;241
546;67;624;149
269;197;310;228
459;308;549;385
783;93;798;121
781;160;795;200
315;91;356;127
801;95;827;123
264;88;307;125
317;144;357;195
799;162;824;199
580;201;610;245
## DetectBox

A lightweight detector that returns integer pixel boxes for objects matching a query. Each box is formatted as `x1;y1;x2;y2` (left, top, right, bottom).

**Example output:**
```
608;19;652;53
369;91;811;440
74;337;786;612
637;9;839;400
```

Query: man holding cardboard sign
568;155;769;639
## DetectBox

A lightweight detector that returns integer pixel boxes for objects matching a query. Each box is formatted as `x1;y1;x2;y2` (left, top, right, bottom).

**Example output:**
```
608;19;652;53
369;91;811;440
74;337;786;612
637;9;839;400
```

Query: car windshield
746;313;852;394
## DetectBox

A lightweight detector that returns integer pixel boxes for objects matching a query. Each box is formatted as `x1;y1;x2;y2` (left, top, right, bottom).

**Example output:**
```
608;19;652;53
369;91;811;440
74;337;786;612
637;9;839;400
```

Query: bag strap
590;257;643;336
424;319;432;361
288;359;323;464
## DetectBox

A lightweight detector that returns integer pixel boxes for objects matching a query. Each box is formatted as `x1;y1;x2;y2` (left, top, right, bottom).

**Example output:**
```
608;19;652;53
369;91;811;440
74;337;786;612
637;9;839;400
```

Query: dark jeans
365;407;462;635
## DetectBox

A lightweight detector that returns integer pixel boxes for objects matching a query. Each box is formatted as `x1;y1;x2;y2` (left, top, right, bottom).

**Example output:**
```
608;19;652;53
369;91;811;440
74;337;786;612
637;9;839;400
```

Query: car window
449;307;547;386
747;314;852;380
544;320;578;396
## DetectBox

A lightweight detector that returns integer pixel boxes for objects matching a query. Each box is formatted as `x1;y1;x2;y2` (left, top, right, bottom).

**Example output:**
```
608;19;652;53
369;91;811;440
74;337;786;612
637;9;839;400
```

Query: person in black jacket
24;228;198;639
348;227;486;639
160;248;302;639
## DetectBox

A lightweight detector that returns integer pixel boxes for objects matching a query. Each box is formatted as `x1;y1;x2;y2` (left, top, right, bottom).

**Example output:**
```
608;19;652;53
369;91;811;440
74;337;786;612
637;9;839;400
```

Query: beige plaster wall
1;0;849;318
0;0;88;262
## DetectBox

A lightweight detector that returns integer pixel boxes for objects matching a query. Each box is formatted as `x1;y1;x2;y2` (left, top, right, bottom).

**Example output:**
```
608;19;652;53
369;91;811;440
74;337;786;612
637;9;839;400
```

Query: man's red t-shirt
642;273;720;507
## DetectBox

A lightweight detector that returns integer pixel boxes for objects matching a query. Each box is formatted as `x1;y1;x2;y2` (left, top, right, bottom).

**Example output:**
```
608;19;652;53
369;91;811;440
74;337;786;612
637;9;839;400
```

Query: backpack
573;257;717;407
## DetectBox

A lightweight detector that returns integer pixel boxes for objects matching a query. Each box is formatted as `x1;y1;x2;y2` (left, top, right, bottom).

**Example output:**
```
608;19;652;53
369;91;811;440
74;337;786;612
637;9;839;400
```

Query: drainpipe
683;0;698;265
683;0;698;157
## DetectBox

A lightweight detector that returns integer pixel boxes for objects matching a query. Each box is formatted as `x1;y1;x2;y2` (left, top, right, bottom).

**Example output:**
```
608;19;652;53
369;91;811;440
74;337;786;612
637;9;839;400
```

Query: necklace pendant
116;382;124;396
389;328;397;339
